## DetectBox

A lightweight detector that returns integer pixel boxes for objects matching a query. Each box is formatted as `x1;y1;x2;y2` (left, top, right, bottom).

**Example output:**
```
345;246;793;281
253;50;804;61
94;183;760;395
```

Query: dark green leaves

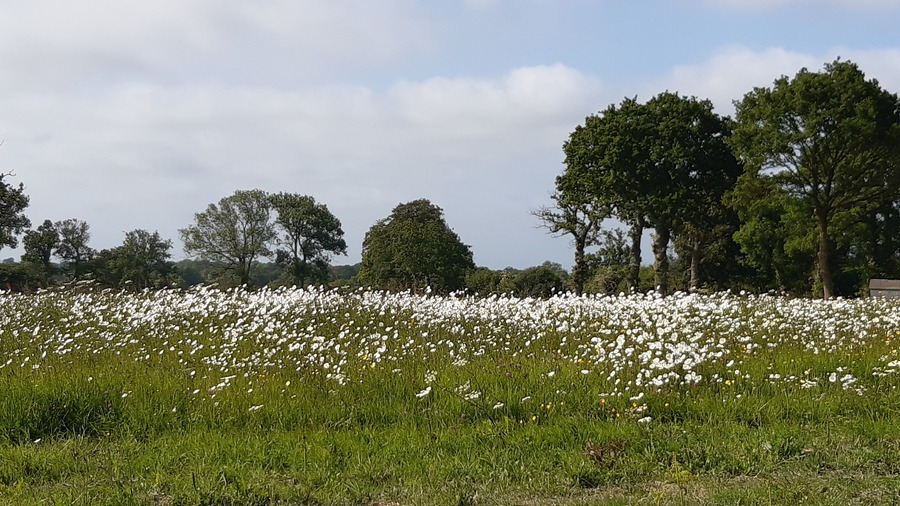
359;199;474;293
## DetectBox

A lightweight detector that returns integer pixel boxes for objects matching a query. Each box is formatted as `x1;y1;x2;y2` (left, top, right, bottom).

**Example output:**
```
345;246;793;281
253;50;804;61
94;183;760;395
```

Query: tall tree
180;189;276;286
54;218;95;279
563;97;651;291
269;193;347;285
730;59;900;299
359;199;474;293
0;172;30;251
643;92;741;292
22;219;59;274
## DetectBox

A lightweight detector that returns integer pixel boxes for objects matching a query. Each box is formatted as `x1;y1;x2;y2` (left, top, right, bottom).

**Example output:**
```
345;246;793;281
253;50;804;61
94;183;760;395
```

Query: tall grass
0;286;898;504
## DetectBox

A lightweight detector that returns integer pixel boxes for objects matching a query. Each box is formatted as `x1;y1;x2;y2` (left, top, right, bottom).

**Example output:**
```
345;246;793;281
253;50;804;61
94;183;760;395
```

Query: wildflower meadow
1;286;899;504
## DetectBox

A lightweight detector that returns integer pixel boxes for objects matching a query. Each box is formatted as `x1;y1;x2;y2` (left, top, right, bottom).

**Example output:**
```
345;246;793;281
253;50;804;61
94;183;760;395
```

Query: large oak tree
730;59;900;299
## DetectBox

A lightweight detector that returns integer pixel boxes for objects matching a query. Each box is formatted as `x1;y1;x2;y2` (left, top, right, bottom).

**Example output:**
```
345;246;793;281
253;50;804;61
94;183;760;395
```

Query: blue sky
1;0;899;269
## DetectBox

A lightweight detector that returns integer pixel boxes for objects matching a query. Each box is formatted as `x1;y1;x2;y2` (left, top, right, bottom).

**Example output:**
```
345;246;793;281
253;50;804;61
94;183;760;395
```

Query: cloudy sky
2;0;899;269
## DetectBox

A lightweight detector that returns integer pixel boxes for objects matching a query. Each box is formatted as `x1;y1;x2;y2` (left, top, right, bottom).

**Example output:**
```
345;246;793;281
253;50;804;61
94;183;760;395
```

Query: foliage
172;258;217;286
21;219;59;276
179;189;276;287
359;199;475;293
533;183;609;294
330;263;361;284
0;263;44;292
583;231;632;295
465;267;504;295
562;93;740;293
53;219;95;279
0;172;31;251
730;59;900;298
269;192;347;286
506;262;568;298
92;229;174;290
726;173;817;294
249;260;284;287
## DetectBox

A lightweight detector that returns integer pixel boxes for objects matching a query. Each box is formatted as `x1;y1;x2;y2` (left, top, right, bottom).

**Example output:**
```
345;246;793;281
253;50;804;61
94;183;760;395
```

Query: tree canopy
54;218;95;279
270;192;347;285
96;229;174;289
730;59;900;298
180;189;276;286
22;219;58;274
560;92;740;293
359;199;474;293
0;172;31;251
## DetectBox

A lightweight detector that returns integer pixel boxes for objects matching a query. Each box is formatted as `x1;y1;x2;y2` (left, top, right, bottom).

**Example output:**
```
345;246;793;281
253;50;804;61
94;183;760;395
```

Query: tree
22;219;59;274
670;112;743;292
269;193;347;285
730;59;900;299
533;173;609;294
509;262;568;298
180;189;276;286
0;172;30;251
563;97;650;292
726;172;817;294
98;229;174;289
563;93;739;293
465;267;503;295
358;199;475;292
54;218;95;279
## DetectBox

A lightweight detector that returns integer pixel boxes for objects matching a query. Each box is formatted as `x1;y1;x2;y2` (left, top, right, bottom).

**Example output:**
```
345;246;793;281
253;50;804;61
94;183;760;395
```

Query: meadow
0;285;899;505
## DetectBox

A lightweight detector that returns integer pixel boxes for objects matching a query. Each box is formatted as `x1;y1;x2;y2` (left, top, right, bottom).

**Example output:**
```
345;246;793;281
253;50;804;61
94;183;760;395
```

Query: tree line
1;59;898;298
539;59;900;299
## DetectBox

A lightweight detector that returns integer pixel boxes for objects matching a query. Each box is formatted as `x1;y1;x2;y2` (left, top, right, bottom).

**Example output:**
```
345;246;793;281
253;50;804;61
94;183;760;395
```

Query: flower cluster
1;287;897;423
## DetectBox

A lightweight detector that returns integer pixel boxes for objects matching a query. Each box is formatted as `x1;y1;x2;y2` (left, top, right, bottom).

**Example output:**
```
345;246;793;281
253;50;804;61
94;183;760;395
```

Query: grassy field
0;286;899;505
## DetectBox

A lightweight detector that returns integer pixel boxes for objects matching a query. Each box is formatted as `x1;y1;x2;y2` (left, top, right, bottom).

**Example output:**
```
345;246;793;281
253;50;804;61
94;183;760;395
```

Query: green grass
0;287;898;504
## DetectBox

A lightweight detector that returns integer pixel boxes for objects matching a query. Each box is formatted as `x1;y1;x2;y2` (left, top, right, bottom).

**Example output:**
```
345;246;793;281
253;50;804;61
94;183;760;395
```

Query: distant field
1;287;899;505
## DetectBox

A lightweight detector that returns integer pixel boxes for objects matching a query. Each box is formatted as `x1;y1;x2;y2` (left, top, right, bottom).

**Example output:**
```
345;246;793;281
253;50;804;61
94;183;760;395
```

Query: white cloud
0;0;431;91
389;64;602;143
0;64;602;267
645;46;900;115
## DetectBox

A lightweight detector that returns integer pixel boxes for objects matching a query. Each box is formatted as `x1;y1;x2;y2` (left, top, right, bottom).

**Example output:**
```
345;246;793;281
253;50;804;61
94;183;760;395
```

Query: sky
2;0;899;269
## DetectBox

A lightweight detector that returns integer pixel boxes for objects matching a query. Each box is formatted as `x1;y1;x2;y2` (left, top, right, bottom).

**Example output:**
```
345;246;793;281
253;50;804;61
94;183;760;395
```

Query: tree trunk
628;217;644;291
773;248;785;293
865;208;881;278
652;225;671;295
815;209;835;300
689;239;702;293
573;235;587;295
